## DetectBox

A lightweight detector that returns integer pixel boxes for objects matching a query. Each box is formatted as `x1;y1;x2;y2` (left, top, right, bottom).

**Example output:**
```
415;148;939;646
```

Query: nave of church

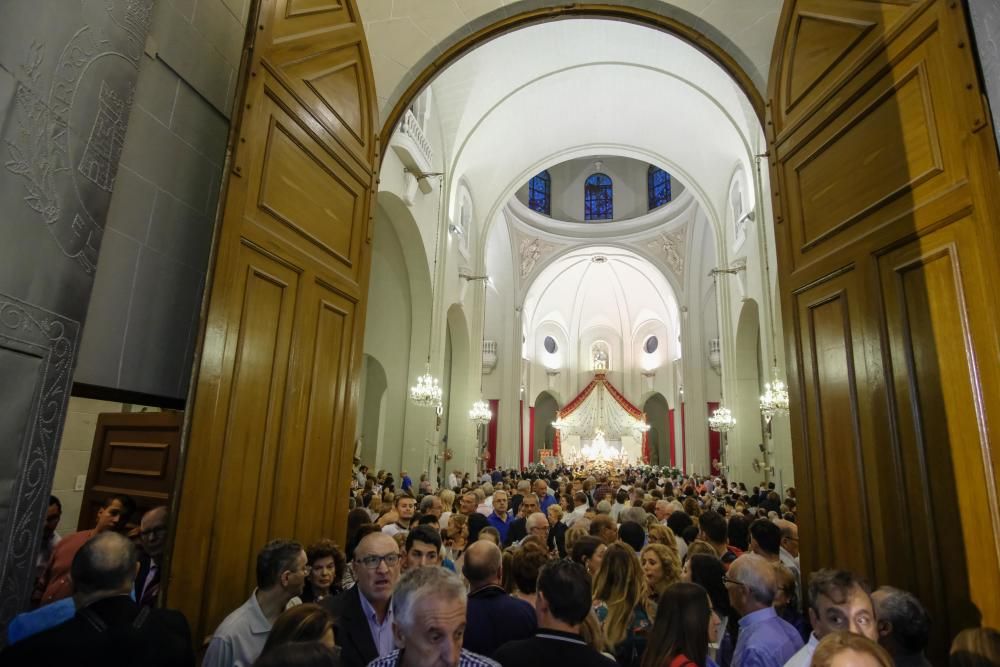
2;1;1000;665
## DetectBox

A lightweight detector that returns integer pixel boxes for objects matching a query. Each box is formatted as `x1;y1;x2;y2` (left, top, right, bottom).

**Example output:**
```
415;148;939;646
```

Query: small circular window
644;336;659;354
544;336;558;354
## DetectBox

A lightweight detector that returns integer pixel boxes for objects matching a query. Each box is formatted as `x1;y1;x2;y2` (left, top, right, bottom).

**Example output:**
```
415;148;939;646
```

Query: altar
553;373;650;465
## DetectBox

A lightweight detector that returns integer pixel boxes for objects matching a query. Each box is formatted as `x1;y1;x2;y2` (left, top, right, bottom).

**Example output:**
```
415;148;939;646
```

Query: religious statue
592;343;609;371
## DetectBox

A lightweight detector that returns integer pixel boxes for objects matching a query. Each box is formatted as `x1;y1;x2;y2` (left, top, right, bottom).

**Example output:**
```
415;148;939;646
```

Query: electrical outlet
74;475;86;491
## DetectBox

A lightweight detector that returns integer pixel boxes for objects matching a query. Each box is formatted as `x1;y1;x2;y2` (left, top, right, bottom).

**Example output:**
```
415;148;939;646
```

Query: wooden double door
163;0;1000;654
769;0;1000;656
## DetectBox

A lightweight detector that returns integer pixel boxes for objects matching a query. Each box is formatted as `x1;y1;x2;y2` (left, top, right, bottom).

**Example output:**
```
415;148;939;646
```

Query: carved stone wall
0;0;152;632
968;0;1000;154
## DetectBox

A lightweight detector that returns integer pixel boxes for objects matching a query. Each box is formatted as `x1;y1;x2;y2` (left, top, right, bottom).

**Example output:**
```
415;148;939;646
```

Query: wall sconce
448;224;464;236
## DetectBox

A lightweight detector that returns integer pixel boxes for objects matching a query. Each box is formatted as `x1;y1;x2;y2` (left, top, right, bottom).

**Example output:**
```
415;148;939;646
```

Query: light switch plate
74;475;86;491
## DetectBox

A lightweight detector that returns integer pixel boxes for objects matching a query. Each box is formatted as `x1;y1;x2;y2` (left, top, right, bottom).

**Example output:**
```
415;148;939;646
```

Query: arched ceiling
358;0;782;120
419;19;761;259
522;246;681;361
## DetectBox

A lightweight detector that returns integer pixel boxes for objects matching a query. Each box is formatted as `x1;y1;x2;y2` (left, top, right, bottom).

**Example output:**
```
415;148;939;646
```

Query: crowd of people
3;463;1000;667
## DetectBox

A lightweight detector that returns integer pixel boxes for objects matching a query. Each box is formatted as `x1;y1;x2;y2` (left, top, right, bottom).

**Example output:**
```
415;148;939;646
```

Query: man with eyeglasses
724;553;803;667
324;530;402;667
204;539;308;667
783;569;877;667
135;506;168;607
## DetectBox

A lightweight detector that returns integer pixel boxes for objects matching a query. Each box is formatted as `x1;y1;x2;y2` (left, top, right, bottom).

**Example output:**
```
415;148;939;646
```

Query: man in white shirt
203;540;308;667
609;489;629;523
447;470;459;490
382;495;417;537
562;492;589;527
783;569;878;667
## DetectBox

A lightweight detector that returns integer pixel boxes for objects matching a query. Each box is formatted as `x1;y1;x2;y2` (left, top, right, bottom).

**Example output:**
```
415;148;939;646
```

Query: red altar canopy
552;372;650;463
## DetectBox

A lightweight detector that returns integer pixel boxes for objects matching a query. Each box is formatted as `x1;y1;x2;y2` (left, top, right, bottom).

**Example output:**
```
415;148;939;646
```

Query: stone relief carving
519;237;557;279
645;226;686;280
0;295;78;624
3;0;151;275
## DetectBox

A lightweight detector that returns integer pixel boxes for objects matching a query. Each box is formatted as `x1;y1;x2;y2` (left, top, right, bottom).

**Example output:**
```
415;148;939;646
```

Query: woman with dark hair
259;605;336;658
570;535;607;577
641;582;718;667
301;539;345;603
683;554;733;666
726;515;750;552
254;641;339;667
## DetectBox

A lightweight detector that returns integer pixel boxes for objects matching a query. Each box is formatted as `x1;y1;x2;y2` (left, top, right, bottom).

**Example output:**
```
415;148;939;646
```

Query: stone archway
732;299;763;485
642;393;670;466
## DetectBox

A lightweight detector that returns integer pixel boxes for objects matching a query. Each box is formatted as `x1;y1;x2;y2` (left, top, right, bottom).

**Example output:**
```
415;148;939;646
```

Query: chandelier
708;405;736;432
759;368;789;422
410;363;442;408
468;399;492;424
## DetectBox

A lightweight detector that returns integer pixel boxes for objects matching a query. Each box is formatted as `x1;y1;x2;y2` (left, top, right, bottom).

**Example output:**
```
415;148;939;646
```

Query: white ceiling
522;245;681;361
359;0;782;121
421;19;761;251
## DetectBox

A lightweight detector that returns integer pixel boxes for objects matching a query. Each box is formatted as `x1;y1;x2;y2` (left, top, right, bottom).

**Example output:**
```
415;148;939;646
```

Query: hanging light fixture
760;367;789;422
469;399;492;425
708;405;736;432
410;363;443;408
409;171;446;410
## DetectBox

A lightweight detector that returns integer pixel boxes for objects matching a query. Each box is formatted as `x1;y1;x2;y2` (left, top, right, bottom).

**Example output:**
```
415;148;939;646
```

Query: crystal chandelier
708;406;736;432
759;368;789;422
468;399;492;424
410;363;442;408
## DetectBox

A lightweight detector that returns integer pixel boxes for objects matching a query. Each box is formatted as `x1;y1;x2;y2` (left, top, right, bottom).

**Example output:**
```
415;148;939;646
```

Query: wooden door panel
168;0;376;642
770;0;1000;652
79;412;184;529
254;91;368;281
879;217;1000;633
793;272;878;580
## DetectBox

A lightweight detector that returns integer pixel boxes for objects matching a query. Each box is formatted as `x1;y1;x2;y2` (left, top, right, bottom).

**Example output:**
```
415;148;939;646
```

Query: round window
544;336;558;354
644;336;659;354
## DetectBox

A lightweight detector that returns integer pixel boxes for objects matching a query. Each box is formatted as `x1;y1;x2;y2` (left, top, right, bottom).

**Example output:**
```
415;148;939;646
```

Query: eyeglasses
140;526;167;538
723;576;746;587
356;553;402;570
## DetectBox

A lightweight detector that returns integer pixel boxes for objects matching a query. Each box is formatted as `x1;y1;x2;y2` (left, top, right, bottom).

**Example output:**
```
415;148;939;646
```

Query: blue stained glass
585;173;613;220
528;171;551;215
648;165;672;210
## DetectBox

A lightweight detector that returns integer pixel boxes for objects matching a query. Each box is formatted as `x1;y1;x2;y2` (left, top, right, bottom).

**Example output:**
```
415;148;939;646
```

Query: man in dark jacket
323;530;402;667
462;541;536;656
493;560;615;667
0;531;193;667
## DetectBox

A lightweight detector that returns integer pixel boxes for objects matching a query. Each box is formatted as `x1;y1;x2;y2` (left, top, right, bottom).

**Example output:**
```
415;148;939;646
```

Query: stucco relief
518;236;558;279
3;0;151;274
645;226;686;280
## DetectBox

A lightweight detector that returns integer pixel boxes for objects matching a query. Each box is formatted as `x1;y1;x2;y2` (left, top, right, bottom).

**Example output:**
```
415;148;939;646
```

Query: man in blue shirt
533;479;555;514
486;490;511;544
725;553;803;666
401;471;413;493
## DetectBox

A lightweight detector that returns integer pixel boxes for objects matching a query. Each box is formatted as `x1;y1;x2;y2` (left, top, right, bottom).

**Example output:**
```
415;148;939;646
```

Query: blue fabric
732;607;804;667
401;476;412;492
463;586;536;657
6;598;75;645
539;494;556;514
487;512;511;544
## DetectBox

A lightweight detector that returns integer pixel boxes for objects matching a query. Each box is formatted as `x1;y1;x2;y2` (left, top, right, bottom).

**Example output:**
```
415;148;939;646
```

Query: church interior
2;0;1000;661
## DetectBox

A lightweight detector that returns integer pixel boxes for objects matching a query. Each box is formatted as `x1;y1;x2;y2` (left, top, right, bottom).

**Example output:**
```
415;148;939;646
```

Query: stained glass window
585;173;613;220
528;170;551;215
648;165;672;210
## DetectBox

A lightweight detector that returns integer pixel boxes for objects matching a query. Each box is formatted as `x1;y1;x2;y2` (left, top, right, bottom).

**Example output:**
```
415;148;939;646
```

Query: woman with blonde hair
647;524;680;557
439;488;456;526
685;540;718;561
592;542;652;667
811;631;893;667
640;543;681;607
444;512;468;561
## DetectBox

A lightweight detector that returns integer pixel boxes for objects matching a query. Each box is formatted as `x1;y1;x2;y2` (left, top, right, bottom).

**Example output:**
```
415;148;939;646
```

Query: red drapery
668;408;676;467
529;407;536;464
708;401;721;476
551;373;649;463
487;400;498;468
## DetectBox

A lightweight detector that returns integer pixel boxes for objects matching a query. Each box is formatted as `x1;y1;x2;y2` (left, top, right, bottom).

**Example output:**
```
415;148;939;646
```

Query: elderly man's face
139;508;169;559
460;494;477;515
395;593;467;667
493;492;508;514
654;502;670;521
811;585;877;641
520;496;538;516
533;480;547;496
354;533;401;605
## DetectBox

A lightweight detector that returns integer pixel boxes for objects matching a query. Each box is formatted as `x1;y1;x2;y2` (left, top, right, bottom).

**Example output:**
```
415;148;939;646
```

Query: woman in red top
640;582;720;667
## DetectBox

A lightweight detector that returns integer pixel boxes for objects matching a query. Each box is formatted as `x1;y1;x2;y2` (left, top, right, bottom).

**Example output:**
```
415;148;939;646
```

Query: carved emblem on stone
646;227;686;279
519;237;557;278
3;0;151;274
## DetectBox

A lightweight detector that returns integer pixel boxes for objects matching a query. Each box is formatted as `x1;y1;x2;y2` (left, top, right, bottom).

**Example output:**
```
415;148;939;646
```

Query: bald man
0;532;194;666
462;541;536;657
